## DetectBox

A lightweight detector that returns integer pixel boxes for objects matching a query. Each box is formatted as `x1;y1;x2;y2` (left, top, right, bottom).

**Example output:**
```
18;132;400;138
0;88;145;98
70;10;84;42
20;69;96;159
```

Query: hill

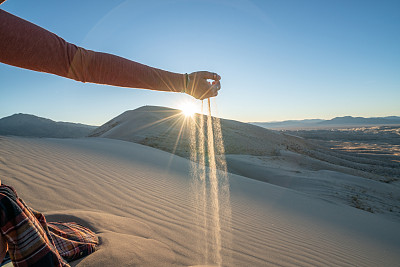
0;113;96;138
252;116;400;129
89;105;300;158
321;116;400;125
89;106;399;183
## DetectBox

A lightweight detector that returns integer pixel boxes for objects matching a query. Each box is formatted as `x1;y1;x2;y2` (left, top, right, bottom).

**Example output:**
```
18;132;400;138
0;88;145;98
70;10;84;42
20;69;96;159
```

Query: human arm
0;10;220;99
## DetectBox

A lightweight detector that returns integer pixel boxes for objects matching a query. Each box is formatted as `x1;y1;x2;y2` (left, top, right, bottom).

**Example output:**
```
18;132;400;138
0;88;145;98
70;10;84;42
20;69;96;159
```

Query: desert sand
90;106;398;183
89;106;400;219
1;135;399;266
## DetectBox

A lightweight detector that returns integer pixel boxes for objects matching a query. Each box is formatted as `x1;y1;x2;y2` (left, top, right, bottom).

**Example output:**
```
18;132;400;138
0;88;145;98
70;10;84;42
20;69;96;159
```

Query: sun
180;102;197;117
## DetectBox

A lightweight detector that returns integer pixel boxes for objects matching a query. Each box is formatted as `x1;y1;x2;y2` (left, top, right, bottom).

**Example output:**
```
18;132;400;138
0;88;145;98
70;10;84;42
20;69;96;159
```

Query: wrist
182;73;189;93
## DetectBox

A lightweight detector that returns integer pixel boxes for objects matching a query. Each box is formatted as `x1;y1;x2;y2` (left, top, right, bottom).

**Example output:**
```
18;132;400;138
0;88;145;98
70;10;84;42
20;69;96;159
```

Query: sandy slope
225;151;400;222
1;136;399;266
89;106;294;158
90;106;395;183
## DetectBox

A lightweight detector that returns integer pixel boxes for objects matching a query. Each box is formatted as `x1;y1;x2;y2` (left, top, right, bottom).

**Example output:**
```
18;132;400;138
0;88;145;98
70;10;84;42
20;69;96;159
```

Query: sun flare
180;102;197;117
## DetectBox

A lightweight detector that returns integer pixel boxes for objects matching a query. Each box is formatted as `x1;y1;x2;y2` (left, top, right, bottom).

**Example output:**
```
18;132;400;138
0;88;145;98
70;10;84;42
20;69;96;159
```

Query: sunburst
180;101;198;118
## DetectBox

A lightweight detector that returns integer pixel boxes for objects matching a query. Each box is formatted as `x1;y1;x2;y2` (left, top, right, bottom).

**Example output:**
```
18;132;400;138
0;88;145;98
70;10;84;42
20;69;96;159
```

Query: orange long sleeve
0;9;185;92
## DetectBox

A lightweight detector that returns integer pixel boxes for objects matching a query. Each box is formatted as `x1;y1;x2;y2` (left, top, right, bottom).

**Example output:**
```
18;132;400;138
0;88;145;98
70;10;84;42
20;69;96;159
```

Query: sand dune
87;106;399;217
1;136;399;266
225;151;400;222
89;106;292;157
0;113;96;138
89;106;395;183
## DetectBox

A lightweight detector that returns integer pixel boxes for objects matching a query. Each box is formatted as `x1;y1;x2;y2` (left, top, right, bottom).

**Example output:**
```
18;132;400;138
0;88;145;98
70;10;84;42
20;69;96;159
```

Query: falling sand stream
190;99;232;266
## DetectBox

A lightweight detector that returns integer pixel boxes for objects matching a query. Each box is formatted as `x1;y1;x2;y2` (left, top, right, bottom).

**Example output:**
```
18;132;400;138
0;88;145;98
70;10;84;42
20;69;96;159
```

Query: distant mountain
320;116;400;125
0;113;97;138
253;119;324;129
252;116;400;129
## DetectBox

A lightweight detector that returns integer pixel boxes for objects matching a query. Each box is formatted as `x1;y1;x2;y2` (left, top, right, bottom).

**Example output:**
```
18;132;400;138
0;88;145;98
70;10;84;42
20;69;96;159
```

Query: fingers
212;81;221;90
196;71;221;81
199;91;218;100
198;81;221;100
187;71;221;100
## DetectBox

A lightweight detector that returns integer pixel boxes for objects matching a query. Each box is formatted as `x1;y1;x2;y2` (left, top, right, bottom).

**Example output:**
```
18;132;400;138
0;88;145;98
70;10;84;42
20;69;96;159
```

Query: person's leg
0;185;69;267
0;235;7;265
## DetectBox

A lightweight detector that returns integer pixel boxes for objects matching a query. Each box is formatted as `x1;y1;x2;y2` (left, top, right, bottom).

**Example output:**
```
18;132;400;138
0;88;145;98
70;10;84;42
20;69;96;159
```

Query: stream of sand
190;99;232;266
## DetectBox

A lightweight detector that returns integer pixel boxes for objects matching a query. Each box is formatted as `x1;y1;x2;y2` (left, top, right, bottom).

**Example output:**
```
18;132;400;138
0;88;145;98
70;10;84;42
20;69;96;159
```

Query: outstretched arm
0;10;220;99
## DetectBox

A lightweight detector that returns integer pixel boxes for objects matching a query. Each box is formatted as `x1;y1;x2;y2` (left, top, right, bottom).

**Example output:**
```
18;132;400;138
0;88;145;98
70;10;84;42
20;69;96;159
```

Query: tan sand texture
90;106;398;183
1;136;399;266
89;106;400;220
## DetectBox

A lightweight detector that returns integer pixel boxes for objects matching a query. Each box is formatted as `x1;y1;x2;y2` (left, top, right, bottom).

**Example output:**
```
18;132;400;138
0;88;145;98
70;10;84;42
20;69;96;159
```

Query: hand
186;71;221;100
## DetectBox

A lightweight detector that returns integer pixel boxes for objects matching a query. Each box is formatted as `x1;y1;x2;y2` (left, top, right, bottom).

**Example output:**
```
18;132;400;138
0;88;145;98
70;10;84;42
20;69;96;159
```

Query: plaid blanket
0;185;98;267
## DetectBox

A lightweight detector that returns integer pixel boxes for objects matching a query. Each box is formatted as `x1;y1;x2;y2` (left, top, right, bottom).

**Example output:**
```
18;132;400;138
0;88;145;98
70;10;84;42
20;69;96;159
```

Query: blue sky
1;0;399;125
